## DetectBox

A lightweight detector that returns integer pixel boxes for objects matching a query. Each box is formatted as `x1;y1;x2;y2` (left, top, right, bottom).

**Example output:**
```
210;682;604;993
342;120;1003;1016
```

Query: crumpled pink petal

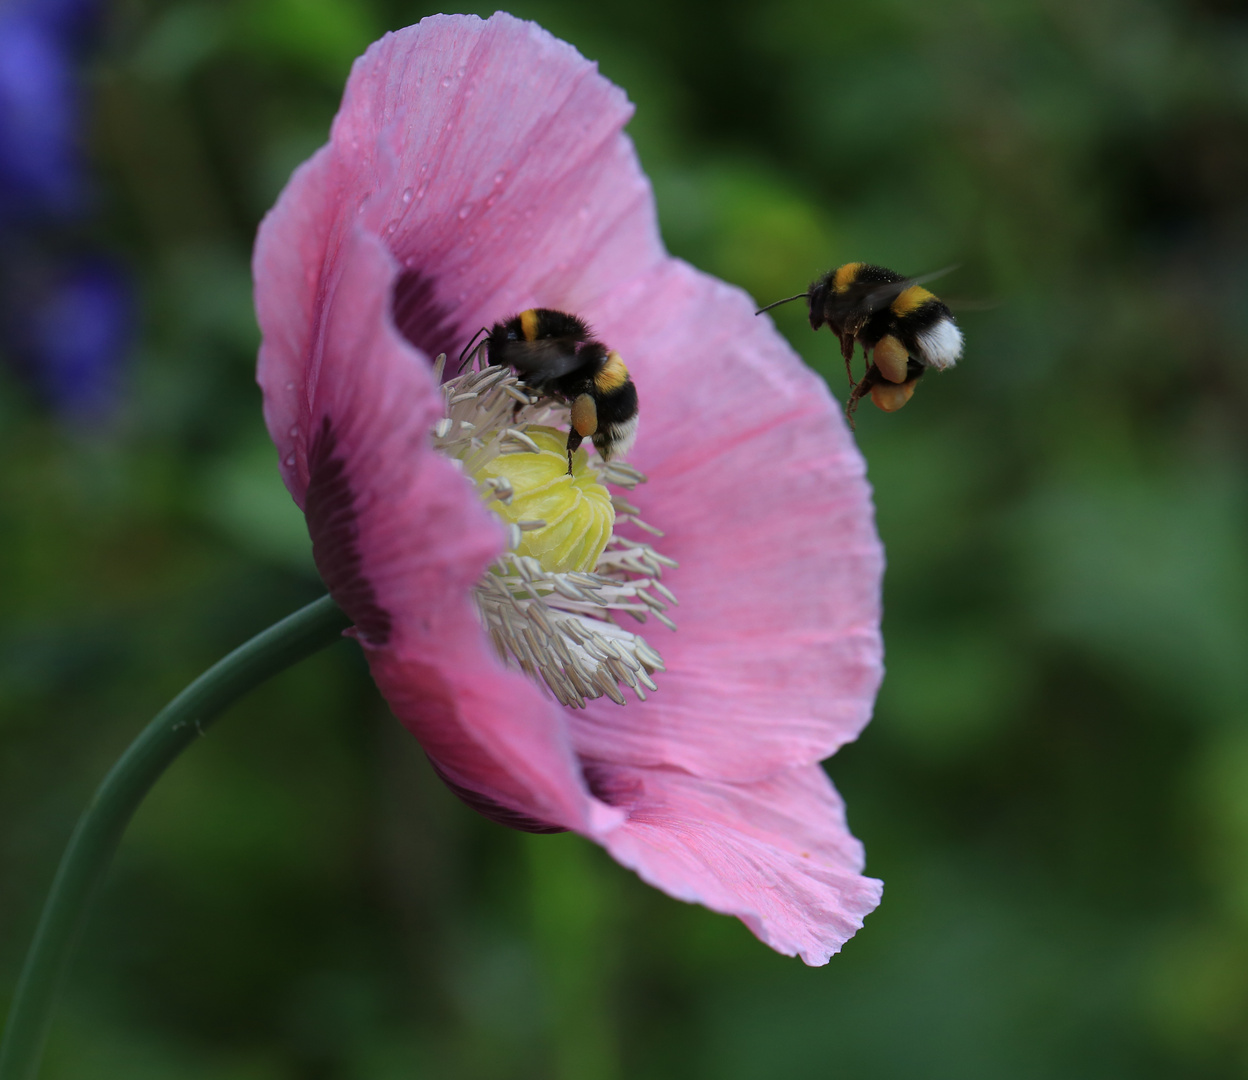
589;762;883;964
254;11;885;963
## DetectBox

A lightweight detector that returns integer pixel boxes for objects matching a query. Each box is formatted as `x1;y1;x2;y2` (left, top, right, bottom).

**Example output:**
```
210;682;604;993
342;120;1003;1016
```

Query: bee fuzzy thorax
594;350;630;393
832;263;864;291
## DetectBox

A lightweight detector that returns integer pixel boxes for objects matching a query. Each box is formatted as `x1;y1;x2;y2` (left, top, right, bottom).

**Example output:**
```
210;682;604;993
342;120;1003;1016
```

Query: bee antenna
455;326;490;373
754;292;810;316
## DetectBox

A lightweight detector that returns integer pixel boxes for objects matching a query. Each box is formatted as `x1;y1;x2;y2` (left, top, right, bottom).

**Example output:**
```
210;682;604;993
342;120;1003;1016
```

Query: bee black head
806;276;831;332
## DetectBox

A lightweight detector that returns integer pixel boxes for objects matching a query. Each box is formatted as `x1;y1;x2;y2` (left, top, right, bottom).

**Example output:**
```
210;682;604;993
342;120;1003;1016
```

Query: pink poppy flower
254;12;884;964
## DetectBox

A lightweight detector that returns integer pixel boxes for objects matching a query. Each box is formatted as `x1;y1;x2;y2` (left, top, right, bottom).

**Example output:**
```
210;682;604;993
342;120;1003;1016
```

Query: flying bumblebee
757;262;963;424
463;308;639;473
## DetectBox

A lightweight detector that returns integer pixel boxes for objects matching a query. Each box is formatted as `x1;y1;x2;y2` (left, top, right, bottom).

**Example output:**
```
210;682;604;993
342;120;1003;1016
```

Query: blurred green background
4;0;1248;1076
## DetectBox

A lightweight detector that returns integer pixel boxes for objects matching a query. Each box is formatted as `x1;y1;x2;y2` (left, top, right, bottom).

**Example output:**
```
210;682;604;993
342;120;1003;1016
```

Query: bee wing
939;296;999;313
497;339;586;380
833;264;961;317
896;264;959;290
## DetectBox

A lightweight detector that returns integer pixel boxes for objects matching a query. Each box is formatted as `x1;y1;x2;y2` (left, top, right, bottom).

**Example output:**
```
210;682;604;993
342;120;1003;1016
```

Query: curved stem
0;595;351;1080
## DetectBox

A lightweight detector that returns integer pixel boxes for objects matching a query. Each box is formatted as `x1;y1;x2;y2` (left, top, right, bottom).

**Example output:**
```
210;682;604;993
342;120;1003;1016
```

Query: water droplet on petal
415;181;429;200
289;426;300;438
401;187;413;203
440;75;452;87
493;170;506;185
419;163;429;176
384;219;399;236
285;381;295;391
458;204;472;220
284;454;296;467
456;65;466;77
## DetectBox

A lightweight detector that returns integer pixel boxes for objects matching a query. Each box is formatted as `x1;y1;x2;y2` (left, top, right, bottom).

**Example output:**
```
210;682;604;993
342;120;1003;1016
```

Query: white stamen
502;429;542;452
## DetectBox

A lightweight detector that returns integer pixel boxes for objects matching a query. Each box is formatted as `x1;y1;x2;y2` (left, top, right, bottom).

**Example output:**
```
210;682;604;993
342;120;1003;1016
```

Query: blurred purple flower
0;0;133;420
5;256;132;417
0;0;102;221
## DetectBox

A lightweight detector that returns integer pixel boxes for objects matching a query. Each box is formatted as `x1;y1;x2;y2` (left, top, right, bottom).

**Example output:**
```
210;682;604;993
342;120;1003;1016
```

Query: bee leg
840;334;858;387
565;429;585;476
844;365;883;430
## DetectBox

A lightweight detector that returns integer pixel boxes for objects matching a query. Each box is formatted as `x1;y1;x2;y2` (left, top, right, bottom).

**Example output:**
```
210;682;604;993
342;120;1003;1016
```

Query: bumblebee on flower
462;307;640;474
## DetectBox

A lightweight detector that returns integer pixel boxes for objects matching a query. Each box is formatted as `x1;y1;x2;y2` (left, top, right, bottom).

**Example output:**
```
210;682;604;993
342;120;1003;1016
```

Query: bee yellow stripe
594;351;629;392
519;309;539;341
833;263;863;292
891;286;934;316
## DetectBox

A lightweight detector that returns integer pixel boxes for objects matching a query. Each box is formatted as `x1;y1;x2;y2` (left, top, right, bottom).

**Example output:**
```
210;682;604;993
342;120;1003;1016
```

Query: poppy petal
331;14;665;358
590;759;883;965
259;222;608;832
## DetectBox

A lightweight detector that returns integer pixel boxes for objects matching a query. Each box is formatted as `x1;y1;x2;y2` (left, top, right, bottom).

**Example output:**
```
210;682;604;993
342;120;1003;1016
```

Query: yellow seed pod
474;426;615;573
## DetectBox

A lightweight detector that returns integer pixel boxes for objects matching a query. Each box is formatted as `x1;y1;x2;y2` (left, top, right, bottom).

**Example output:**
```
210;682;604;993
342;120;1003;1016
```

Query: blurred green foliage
3;0;1248;1076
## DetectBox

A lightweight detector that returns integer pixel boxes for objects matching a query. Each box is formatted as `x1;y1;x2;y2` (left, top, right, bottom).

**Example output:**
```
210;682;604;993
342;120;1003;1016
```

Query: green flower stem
0;595;351;1080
